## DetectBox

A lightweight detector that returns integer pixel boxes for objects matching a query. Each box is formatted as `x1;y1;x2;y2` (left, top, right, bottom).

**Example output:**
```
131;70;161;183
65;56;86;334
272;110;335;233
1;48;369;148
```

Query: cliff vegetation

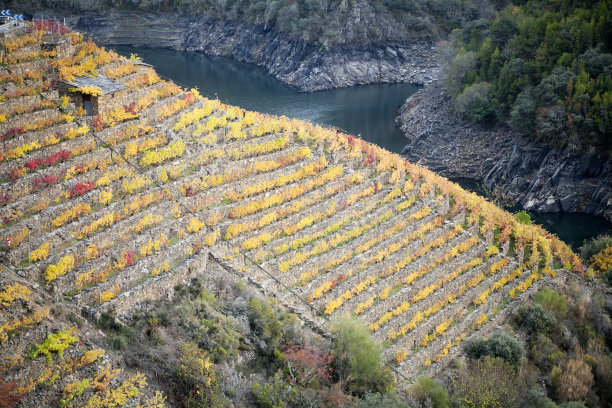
442;0;612;153
7;0;492;45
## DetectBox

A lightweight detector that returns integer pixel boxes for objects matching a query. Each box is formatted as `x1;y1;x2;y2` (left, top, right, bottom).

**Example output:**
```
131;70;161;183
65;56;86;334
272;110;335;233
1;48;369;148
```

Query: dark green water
115;46;612;251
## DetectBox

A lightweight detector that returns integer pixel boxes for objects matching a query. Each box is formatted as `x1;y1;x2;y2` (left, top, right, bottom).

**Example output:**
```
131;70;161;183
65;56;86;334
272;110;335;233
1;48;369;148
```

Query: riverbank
61;11;438;92
397;82;612;224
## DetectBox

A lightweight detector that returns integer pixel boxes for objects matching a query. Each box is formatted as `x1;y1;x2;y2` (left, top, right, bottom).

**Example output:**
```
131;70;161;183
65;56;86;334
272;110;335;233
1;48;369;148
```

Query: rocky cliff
397;82;612;223
64;12;438;92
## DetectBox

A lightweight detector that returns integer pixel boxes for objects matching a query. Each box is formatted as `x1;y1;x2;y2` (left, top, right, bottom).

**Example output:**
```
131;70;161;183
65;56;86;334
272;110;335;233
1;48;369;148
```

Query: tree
331;316;393;395
466;332;524;367
452;357;522;408
442;51;477;95
490;16;518;48
509;89;536;133
455;82;495;123
534;288;567;319
515;304;557;336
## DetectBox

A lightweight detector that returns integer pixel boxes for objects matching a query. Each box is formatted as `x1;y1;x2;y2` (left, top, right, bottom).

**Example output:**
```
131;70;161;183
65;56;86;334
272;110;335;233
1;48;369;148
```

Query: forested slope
442;0;612;153
6;0;492;45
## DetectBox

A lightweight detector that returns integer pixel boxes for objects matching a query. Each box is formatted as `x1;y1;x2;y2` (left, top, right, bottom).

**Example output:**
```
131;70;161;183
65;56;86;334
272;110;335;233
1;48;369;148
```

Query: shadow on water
452;178;612;251
114;45;612;251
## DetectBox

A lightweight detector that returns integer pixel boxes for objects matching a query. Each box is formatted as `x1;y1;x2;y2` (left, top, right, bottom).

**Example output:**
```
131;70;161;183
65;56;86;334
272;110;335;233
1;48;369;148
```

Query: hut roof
60;74;127;95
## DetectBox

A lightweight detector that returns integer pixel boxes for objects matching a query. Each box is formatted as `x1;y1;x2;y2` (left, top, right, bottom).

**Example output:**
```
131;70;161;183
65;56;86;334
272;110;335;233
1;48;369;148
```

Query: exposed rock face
397;82;612;222
66;12;438;92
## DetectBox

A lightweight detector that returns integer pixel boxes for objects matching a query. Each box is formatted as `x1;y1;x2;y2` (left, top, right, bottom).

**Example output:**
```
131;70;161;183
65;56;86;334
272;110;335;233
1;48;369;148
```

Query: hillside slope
0;22;589;405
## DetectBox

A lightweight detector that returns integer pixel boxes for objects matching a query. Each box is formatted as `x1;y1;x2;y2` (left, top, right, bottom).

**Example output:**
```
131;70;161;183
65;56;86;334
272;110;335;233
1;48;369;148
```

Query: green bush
331;317;393;395
409;377;449;408
515;210;531;225
171;342;225;408
466;332;524;367
530;334;563;372
251;371;297;408
516;304;557;336
559;403;587;408
534;288;567;319
248;298;300;358
355;391;410;408
452;356;522;408
580;235;612;263
525;389;558;408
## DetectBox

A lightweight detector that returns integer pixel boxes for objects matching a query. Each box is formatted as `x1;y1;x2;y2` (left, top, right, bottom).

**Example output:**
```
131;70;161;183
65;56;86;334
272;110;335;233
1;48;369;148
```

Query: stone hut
58;74;128;116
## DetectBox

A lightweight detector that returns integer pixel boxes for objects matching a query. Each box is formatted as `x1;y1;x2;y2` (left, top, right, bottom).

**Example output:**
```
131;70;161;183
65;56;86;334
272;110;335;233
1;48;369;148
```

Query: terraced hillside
0;21;584;398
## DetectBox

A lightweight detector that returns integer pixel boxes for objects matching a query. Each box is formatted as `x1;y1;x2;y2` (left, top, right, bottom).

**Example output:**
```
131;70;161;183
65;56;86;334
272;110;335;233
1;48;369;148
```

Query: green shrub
293;388;322;408
251;371;297;408
466;332;524;367
515;210;531;225
452;356;521;408
525;389;558;408
171;342;225;408
331;317;394;395
409;377;449;408
559;403;587;408
516;304;557;336
534;288;567;319
466;338;489;359
580;235;612;263
248;298;300;358
355;391;410;408
530;334;563;372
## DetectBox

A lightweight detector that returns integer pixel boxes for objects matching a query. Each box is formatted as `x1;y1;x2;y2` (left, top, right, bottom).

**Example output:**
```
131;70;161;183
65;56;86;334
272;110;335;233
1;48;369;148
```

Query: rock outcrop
397;82;612;222
66;12;438;92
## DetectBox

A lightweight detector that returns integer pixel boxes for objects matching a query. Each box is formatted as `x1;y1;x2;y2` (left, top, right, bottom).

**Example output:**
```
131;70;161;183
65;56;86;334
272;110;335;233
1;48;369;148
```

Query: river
114;45;612;251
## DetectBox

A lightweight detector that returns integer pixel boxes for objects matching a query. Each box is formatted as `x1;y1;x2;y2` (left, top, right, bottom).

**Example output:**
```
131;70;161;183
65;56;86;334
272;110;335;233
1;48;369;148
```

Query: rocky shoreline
63;11;438;92
397;82;612;223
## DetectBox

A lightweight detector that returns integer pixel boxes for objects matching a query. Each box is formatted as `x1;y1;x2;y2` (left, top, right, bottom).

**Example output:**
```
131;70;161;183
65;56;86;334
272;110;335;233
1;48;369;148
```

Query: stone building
58;74;128;116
